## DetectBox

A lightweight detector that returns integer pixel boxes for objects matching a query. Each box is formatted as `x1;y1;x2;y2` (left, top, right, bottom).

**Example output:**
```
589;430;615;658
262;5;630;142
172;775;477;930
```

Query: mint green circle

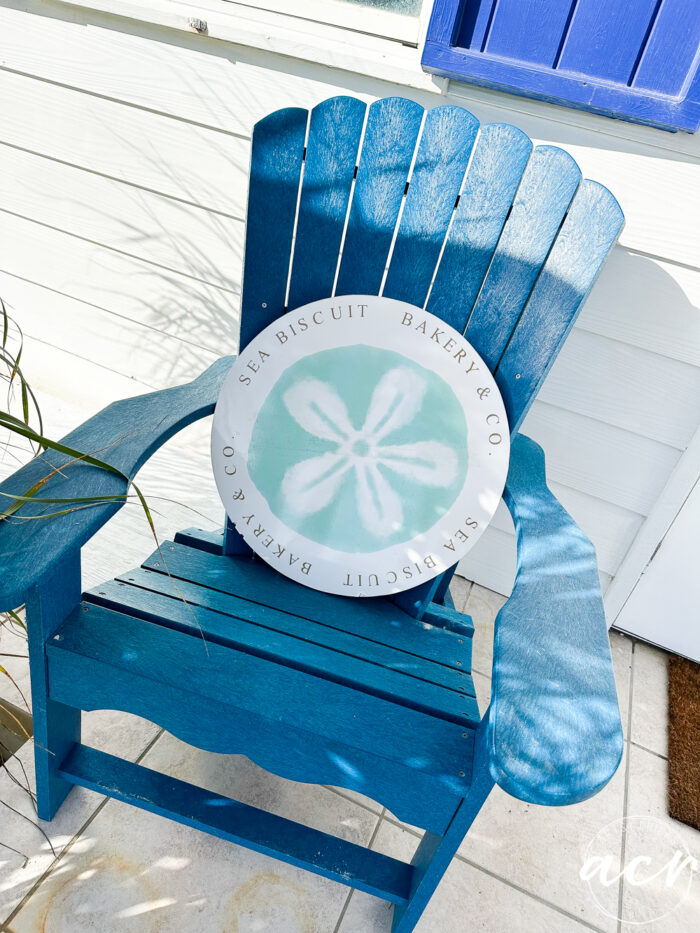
248;345;468;554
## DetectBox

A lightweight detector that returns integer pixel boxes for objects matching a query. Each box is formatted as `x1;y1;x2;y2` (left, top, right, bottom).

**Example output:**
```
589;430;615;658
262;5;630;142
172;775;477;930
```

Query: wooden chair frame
0;97;625;932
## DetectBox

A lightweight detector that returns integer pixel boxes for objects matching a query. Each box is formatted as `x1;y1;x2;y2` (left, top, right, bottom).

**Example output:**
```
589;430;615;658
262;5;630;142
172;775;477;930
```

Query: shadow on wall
0;0;698;427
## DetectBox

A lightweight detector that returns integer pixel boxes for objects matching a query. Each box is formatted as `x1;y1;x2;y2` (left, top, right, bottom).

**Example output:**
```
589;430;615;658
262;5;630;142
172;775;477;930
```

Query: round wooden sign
212;295;510;597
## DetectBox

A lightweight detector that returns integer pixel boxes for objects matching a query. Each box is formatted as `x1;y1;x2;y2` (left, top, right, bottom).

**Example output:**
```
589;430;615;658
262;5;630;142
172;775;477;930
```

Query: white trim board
220;0;422;45
613;476;700;661
50;0;442;91
606;420;700;626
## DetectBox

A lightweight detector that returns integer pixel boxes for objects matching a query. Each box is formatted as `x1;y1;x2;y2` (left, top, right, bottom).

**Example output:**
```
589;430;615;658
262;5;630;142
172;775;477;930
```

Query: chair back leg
392;723;494;932
25;549;82;820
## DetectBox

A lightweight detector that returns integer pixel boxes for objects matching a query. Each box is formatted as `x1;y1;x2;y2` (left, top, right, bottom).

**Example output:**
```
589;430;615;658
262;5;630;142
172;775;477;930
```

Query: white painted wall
1;0;699;628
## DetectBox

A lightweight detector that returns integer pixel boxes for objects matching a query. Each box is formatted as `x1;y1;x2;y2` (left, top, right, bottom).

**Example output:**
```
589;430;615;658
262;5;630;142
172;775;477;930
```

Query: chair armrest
0;356;234;610
486;434;623;806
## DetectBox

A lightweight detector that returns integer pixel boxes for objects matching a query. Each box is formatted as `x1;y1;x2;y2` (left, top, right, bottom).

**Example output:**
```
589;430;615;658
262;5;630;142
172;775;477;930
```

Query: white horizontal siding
1;0;698;608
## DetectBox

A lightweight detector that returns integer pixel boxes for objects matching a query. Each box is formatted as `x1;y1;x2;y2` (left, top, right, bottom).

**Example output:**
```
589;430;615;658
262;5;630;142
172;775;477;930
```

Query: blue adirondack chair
0;97;625;932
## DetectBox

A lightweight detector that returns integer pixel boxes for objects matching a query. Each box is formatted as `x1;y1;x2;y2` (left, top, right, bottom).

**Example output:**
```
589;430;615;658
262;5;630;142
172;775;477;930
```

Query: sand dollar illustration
212;295;510;597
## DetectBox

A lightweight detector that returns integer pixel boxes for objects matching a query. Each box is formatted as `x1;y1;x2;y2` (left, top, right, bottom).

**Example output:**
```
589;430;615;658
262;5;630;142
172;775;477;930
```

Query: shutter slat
557;0;661;84
632;0;700;96
422;0;700;131
486;0;576;67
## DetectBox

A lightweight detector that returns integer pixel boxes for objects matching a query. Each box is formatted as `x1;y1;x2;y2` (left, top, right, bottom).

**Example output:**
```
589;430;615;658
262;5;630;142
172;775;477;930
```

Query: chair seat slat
51;604;477;781
84;575;476;721
142;542;470;672
110;567;472;692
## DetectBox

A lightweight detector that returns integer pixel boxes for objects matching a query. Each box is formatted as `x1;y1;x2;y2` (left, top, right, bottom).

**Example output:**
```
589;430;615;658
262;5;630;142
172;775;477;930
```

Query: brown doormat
668;655;700;831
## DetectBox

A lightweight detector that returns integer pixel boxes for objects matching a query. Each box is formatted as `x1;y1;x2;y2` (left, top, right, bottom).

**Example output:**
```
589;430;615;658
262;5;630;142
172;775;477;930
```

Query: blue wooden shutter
422;0;700;132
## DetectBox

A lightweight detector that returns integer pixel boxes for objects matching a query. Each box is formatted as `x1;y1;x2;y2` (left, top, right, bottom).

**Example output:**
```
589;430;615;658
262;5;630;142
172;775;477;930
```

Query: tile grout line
629;740;667;761
321;785;383;818
457;853;609;933
0;728;165;932
380;814;608;933
616;640;637;933
332;808;386;933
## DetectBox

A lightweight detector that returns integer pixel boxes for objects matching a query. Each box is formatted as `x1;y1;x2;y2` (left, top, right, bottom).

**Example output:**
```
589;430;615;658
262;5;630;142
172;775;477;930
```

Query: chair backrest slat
237;97;623;617
427;123;532;335
336;97;423;296
287;97;366;311
496;180;625;432
464;146;582;372
239;107;307;350
382;106;479;307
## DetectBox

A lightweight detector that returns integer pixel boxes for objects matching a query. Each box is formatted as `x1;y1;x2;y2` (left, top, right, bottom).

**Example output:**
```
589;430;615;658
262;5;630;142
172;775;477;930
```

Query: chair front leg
391;721;494;933
25;549;82;820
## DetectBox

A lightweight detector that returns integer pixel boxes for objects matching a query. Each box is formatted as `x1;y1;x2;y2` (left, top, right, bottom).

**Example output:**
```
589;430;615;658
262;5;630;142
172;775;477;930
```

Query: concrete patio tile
5;733;379;933
448;575;471;613
337;820;595;933
0;712;159;926
464;583;507;677
472;670;491;713
140;732;380;845
454;747;628;932
618;743;700;932
630;641;669;758
4;803;350;933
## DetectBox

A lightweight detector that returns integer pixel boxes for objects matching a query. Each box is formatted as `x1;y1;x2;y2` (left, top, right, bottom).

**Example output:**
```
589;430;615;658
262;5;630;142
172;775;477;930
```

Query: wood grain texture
497;180;625;431
287;96;365;309
382;104;479;306
465;145;582;371
238;106;307;348
49;601;476;786
336;97;423;296
427;122;532;333
489;433;623;805
0;356;233;610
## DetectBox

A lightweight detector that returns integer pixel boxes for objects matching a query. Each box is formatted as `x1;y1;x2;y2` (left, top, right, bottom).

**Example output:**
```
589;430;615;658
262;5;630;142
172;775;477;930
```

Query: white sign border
212;295;510;597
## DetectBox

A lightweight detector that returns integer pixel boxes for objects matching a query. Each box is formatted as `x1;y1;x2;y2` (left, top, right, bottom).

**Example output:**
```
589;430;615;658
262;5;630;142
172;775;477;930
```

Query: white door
615;477;700;661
